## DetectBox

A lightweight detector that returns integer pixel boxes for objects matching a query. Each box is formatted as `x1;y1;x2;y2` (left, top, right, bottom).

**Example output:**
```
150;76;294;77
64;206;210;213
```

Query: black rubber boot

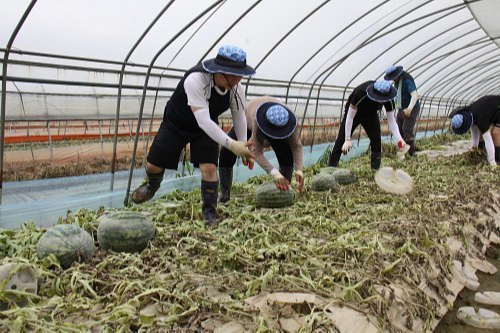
495;146;500;165
407;139;415;157
478;141;486;153
218;167;233;203
328;151;341;167
279;166;294;183
370;152;382;170
131;170;164;204
201;180;218;227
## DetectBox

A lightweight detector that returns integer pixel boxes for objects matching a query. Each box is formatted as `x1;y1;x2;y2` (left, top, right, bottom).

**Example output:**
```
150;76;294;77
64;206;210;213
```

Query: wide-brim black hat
366;81;397;103
449;106;473;135
384;65;404;81
256;102;297;140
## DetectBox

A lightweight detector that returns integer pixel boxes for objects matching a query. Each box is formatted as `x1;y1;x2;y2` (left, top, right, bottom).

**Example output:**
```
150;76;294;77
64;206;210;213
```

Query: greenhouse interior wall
2;0;499;228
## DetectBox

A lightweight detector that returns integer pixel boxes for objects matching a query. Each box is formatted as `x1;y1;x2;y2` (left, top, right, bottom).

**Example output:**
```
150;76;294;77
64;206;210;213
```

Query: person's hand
228;141;255;159
397;140;410;155
242;157;254;170
341;140;352;155
402;108;412;118
270;169;289;191
295;170;304;192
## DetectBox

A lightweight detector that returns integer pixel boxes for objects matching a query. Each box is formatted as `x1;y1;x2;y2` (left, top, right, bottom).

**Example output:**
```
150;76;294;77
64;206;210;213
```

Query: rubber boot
328;150;341;167
407;139;415;157
496;146;500;165
478;141;486;153
201;180;218;227
279;166;294;183
131;170;164;204
218;167;233;203
370;152;382;170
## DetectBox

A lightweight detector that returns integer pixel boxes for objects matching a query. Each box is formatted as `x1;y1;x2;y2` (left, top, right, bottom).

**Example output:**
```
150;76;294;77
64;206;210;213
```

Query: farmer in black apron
131;45;256;227
384;65;420;157
328;79;410;170
450;95;500;167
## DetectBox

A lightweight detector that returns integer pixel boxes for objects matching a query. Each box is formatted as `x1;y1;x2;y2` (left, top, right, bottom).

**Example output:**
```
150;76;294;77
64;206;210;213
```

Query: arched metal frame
1;0;499;207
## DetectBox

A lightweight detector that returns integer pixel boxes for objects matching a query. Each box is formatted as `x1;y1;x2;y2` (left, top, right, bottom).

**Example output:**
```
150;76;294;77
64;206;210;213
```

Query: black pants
219;127;293;168
396;104;420;142
328;110;381;167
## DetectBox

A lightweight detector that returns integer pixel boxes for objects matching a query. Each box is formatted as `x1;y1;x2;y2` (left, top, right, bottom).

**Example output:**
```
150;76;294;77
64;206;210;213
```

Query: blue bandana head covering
385;65;398;76
374;80;392;94
451;114;464;129
202;45;255;76
266;105;289;127
217;45;246;62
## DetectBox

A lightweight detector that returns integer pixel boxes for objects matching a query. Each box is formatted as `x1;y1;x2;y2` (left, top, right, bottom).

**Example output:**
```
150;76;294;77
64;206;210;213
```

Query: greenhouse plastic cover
1;0;499;227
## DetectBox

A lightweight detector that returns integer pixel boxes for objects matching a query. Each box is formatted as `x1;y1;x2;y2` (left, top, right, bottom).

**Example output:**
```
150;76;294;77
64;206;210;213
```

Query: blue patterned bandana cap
451;114;464;129
266;105;289;127
218;45;247;62
374;79;392;94
385;65;397;76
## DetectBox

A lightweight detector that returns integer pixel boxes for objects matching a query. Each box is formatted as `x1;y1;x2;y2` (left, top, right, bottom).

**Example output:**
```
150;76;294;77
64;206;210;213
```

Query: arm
386;111;403;142
193;107;254;159
230;84;248;142
344;105;357;140
341;105;357;154
482;130;497;166
471;125;480;148
290;129;304;191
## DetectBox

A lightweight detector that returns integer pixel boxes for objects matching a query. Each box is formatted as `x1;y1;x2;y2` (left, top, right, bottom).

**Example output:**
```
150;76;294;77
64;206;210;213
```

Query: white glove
295;170;304;192
397;140;410;155
228;141;255;159
341;140;352;155
270;168;289;190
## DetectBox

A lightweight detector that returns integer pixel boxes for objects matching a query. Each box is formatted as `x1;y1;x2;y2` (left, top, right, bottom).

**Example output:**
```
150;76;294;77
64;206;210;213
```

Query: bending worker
450;95;500;167
131;45;255;227
219;96;304;203
328;79;410;170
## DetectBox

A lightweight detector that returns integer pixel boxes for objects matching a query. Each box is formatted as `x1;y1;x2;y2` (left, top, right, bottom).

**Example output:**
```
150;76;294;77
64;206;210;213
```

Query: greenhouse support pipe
141;1;227;172
245;0;330;97
428;51;500;104
308;0;443;149
124;0;224;206
378;19;473;80
0;48;186;74
199;1;262;62
300;0;436;142
421;51;500;101
110;1;174;191
284;0;388;103
322;6;463;150
424;43;498;99
449;66;500;101
0;0;38;204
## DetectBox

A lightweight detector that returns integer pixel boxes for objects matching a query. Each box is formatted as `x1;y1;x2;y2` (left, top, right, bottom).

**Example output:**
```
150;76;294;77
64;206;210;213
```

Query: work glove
242;157;254;170
341;140;352;155
397;140;410;155
228;141;255;160
295;170;304;192
270;169;290;191
402;108;412;118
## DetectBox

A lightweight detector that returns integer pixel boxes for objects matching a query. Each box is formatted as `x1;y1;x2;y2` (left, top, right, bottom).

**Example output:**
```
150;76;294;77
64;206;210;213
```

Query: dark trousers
328;110;381;167
396;104;420;155
219;127;293;168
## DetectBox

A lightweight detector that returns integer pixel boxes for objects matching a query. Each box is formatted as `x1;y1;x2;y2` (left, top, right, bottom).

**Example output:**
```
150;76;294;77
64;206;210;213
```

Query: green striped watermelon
311;173;337;191
37;224;95;269
97;211;155;253
320;167;357;185
255;181;295;208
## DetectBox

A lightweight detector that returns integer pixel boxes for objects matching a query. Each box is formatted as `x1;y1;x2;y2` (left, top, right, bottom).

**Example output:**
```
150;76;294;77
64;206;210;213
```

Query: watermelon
320;167;357;185
37;224;95;269
255;181;295;208
97;211;155;253
311;173;337;191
